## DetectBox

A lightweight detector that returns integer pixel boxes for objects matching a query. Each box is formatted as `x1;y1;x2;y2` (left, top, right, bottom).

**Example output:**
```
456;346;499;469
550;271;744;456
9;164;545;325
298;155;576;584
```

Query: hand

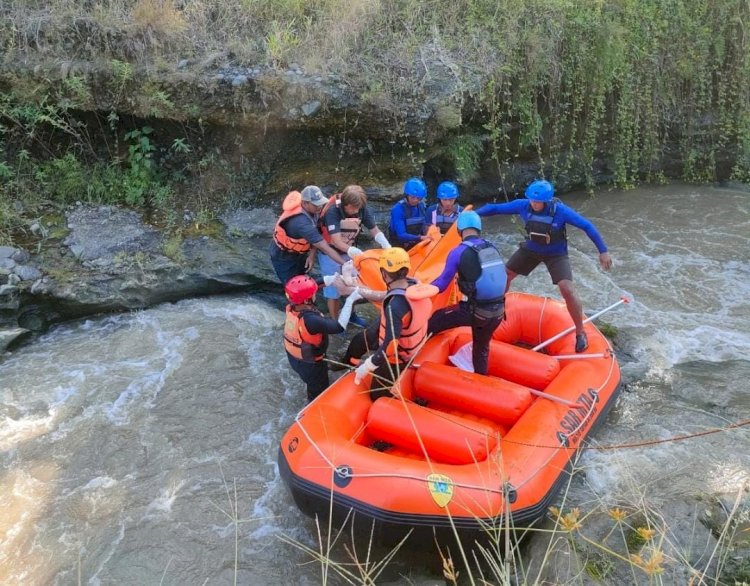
354;356;377;385
347;246;363;258
304;253;316;272
599;252;613;271
332;274;356;296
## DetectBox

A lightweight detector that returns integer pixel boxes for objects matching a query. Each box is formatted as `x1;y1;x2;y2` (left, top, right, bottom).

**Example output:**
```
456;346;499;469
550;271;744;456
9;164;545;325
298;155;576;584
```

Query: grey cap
300;185;328;207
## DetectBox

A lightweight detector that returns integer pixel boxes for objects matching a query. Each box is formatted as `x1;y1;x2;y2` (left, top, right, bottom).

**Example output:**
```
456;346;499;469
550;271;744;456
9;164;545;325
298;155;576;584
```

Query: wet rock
221;207;277;237
14;265;43;282
0;327;31;354
0;246;18;259
30;278;48;295
64;206;162;262
0;284;18;296
11;248;30;264
231;75;248;87
301;100;321;117
0;258;16;271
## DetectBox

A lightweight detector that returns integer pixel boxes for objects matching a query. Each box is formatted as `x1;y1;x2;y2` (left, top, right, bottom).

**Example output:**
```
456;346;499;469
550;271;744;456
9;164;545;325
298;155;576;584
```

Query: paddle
531;296;631;352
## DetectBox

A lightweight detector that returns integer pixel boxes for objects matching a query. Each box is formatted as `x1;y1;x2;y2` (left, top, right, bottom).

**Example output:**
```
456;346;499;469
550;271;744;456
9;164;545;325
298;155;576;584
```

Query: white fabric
354;356;377;385
347;246;363;258
448;342;474;372
337;288;362;330
374;232;391;249
322;275;337;286
341;261;359;286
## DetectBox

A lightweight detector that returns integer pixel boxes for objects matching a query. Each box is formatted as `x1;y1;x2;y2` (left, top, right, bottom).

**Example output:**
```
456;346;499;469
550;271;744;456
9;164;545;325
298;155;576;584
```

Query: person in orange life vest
270;185;346;286
426;181;464;235
388;177;430;251
351;248;437;401
283;275;346;403
317;184;391;322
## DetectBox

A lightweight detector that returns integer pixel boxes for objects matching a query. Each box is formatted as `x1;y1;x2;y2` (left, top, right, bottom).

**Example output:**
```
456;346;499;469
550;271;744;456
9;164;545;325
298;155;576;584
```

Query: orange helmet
379;247;411;272
285;275;318;304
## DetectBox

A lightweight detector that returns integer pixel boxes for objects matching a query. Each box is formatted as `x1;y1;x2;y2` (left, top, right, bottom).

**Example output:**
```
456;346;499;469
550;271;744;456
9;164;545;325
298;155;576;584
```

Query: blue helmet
525;179;554;202
437;181;459;200
403;177;427;199
456;210;481;232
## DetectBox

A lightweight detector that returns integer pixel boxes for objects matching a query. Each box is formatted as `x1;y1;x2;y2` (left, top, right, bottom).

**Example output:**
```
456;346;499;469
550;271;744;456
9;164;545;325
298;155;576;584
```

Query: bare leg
327;298;341;320
557;279;583;333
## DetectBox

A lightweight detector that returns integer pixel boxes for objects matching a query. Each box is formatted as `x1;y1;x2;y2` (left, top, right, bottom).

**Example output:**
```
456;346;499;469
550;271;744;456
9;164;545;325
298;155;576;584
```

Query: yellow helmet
379;247;411;272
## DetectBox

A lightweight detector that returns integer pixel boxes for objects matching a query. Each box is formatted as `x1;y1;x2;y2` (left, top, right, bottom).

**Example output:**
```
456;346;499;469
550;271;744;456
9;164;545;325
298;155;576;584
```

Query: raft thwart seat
366;397;498;465
413;362;534;427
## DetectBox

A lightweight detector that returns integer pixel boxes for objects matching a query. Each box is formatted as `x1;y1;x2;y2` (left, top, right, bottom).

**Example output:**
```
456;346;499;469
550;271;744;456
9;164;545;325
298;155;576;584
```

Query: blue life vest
431;204;462;234
525;199;566;245
460;239;506;304
389;199;426;248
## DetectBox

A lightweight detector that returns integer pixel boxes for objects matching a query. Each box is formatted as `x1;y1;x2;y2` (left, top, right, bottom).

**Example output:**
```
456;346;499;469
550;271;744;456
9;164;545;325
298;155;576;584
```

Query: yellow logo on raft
427;473;454;507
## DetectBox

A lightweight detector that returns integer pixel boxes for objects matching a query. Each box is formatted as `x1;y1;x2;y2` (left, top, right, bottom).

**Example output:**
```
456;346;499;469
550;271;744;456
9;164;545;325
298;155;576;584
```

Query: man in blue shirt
429;211;506;375
476;179;613;352
269;185;347;285
388;177;428;250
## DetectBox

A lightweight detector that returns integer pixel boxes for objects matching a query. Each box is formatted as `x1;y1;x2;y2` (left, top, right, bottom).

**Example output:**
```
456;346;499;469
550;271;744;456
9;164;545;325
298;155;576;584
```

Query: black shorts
506;246;573;284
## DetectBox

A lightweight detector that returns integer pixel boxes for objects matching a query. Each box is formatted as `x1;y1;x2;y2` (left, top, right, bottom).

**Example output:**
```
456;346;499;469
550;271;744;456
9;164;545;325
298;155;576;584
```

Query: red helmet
285;275;318;304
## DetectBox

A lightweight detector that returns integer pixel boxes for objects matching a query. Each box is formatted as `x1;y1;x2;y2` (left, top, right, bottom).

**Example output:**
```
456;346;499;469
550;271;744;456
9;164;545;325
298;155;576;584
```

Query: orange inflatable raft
278;291;621;530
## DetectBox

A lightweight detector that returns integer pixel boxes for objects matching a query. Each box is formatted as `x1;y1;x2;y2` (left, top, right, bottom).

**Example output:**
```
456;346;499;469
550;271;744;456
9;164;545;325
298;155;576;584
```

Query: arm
390;204;422;244
312;240;347;265
430;245;463;293
561;207;608;253
475;200;526;217
305;248;317;272
329;232;350;254
304;311;345;336
560;207;612;270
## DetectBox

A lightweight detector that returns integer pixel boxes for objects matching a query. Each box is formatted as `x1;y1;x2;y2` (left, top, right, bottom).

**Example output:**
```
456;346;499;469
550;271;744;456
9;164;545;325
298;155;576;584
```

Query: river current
1;184;749;584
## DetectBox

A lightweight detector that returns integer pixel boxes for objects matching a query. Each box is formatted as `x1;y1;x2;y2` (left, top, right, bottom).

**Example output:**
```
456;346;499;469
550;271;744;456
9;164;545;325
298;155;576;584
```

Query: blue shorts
318;252;350;299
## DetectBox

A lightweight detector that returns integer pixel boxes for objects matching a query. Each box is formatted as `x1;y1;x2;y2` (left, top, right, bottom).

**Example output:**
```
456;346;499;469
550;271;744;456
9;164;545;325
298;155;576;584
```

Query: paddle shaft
532;297;629;352
529;389;583;408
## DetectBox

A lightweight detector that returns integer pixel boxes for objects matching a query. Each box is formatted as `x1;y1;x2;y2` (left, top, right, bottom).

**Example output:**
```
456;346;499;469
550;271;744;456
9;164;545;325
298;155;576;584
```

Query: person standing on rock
317;184;391;323
388;177;429;250
476;179;613;352
270;185;347;285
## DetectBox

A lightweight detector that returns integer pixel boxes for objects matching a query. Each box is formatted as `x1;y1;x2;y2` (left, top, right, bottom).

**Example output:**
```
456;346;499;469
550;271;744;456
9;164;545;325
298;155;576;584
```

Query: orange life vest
284;305;325;362
378;283;438;364
319;195;363;249
273;191;313;254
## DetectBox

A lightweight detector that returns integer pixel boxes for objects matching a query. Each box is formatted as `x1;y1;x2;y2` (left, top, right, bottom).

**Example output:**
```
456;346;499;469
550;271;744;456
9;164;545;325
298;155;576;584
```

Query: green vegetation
0;0;748;245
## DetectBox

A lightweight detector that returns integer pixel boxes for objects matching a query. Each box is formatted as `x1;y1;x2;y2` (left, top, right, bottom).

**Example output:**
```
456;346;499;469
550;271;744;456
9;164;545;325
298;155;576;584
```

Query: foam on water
1;184;748;583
